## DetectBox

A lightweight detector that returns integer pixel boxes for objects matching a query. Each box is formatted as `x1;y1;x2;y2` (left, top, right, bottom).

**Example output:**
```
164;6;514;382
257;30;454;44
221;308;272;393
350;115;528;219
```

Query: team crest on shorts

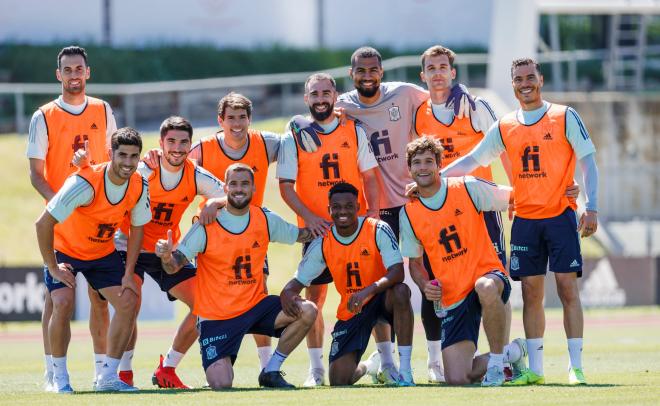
388;105;401;121
330;340;339;357
206;344;218;360
510;255;520;271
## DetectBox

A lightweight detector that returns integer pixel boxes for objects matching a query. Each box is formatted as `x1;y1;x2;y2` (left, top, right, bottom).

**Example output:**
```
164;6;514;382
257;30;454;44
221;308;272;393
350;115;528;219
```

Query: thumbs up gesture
72;139;90;168
155;229;174;260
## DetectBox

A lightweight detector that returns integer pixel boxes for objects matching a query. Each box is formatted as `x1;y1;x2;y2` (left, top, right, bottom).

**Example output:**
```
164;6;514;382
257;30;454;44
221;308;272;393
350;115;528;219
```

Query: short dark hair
305;73;337;93
406;136;444;168
111;127;142;152
510;58;541;78
57;46;88;69
218;92;252;119
225;162;254;183
159;116;193;139
421;45;456;70
351;46;382;68
328;182;359;199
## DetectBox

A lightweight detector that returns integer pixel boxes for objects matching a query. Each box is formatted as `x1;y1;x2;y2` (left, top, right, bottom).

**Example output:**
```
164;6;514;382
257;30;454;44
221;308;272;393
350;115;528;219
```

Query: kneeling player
155;163;316;389
400;137;526;386
281;182;415;387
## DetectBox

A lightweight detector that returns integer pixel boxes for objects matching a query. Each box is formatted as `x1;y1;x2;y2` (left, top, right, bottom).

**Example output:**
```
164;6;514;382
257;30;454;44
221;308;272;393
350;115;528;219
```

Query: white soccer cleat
44;371;55;392
363;351;381;384
377;363;399;385
427;361;446;383
53;374;73;394
481;366;505;387
303;368;325;387
95;375;139;392
509;338;528;377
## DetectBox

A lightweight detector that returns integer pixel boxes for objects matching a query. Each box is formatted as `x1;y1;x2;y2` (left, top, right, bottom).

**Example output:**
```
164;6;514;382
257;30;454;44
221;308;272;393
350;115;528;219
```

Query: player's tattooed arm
296;227;314;243
155;229;189;274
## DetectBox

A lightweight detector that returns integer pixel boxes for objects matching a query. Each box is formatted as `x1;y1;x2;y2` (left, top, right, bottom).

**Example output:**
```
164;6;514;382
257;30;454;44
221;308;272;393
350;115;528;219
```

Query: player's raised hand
50;263;75;288
404;181;419;198
577;210;598;238
333;106;347;126
199;198;224;225
424;279;442;302
155;229;174;259
72;139;90;168
446;83;476;119
143;148;161;169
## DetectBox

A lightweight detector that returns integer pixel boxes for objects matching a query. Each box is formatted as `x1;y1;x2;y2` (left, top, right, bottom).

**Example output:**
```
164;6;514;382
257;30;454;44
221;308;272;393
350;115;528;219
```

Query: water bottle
430;280;447;318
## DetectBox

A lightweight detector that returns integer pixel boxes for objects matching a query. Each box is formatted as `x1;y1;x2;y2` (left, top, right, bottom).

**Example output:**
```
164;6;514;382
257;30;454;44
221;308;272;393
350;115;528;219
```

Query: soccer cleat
152;354;191;389
509;338;528;378
44;371;55;392
481;366;505;387
95;375;139;392
119;370;134;386
363;351;381;384
505;369;545;386
427;362;446;383
54;383;74;394
377;363;399;385
504;366;513;382
302;368;325;387
258;369;295;388
397;370;416;387
568;367;587;385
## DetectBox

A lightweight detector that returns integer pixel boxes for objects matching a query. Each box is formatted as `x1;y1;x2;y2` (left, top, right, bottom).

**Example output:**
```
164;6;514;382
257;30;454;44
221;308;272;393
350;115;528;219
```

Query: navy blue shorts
304;241;333;285
118;251;196;301
441;271;511;350
509;208;582;281
484;211;507;268
328;291;393;364
379;206;403;240
197;295;284;370
44;250;125;297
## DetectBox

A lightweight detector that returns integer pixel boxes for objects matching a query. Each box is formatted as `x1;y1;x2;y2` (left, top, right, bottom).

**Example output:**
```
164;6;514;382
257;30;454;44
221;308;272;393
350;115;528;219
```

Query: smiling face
219;106;251;143
159;129;191;167
512;63;544;109
110;144;141;181
409;149;441;189
420;54;456;92
224;168;254;210
328;192;360;230
304;78;337;122
56;54;89;96
350;56;384;99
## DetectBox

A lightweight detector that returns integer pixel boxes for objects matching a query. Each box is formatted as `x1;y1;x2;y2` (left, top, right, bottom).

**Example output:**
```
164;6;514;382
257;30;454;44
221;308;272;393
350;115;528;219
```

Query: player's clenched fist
423;279;442;302
155;229;174;260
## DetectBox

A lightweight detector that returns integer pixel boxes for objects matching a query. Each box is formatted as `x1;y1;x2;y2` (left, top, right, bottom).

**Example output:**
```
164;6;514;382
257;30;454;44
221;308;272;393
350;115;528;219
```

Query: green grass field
1;307;659;405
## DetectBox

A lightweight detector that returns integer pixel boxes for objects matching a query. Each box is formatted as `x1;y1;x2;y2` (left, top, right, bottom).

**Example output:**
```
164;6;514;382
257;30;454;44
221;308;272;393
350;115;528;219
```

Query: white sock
45;355;54;374
527;338;544;376
308;347;324;371
119;350;134;372
52;356;69;382
257;346;272;370
398;345;412;373
427;340;442;367
94;353;105;379
265;350;288;373
163;347;185;368
504;342;522;363
488;353;504;370
376;341;395;367
100;356;120;381
567;338;583;369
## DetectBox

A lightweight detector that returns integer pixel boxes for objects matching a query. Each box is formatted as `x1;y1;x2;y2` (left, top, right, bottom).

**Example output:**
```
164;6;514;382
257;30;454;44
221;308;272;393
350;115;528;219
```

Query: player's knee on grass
444;369;472;386
206;358;234;389
475;277;500;305
50;290;74;317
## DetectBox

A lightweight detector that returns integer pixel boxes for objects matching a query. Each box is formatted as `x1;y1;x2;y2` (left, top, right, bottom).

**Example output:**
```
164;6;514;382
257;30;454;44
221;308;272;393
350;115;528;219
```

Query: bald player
27;45;116;390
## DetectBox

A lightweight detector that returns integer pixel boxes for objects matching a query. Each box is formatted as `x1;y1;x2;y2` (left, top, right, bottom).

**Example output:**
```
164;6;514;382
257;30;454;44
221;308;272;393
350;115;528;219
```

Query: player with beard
277;73;380;386
35;128;151;392
281;182;415;387
27;46;117;391
155;163;317;389
80;116;227;388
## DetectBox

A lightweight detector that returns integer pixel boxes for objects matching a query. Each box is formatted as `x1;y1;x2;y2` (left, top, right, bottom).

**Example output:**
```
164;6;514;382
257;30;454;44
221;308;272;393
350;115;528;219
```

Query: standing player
155;163;317;389
35;128;150;392
281;182;415;386
443;58;599;385
277;73;380;386
413;45;514;379
400;137;527;386
26;45;115;391
109;116;225;388
189;92;280;368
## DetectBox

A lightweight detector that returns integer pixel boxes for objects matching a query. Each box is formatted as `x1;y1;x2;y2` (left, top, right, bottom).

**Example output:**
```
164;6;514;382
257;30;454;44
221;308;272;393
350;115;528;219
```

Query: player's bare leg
206;357;234;389
88;284;109;384
253;272;272;369
555;272;585;384
329;352;365;385
153;277;197;389
118;277;141;386
41;293;54;391
384;283;414;385
442;340;489;385
476;274;508;385
516;275;546;382
48;287;75;391
303;284;327;386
